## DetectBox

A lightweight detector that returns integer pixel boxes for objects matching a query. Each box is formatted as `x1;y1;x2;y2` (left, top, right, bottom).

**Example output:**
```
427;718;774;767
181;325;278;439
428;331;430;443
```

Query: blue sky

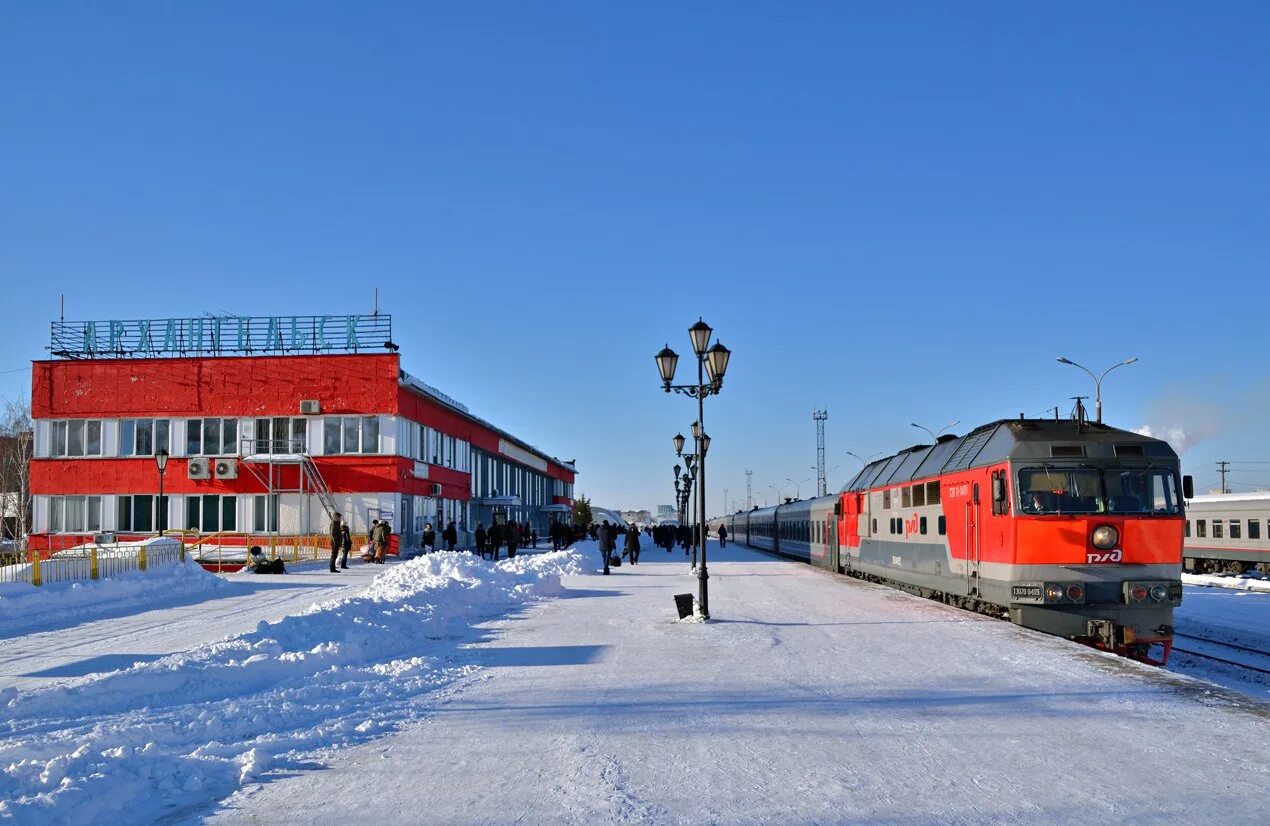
2;2;1269;509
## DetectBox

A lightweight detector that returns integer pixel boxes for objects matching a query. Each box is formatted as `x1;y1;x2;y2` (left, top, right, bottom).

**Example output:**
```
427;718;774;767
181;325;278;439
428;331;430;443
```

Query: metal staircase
299;455;337;520
240;436;337;531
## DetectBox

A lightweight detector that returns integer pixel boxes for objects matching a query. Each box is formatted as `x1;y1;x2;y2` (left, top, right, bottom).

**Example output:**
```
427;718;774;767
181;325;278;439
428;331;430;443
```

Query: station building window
254;417;307;454
49;495;102;532
185;494;237;533
189;418;239;455
117;494;168;532
253;494;279;532
50;420;103;458
120;418;170;457
324;417;379;454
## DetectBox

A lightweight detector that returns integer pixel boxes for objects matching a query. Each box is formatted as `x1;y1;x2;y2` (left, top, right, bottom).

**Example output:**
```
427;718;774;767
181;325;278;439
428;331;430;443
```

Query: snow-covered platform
203;542;1270;825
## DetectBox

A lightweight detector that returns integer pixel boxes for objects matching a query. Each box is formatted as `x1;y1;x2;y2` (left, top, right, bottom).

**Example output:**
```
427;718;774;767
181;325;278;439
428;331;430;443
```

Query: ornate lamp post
1056;356;1138;424
155;449;169;535
657;319;731;619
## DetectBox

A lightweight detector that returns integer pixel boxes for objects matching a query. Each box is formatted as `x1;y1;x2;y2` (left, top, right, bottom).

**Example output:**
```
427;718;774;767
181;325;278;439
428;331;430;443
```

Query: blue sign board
50;314;394;358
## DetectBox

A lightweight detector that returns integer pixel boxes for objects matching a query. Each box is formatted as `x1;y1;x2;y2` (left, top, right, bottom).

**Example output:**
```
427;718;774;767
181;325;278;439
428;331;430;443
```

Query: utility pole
1217;460;1230;494
813;409;828;498
745;469;753;510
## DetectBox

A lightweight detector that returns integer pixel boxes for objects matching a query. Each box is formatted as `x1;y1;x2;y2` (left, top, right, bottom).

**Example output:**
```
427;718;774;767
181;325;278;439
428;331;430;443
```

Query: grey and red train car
728;418;1190;664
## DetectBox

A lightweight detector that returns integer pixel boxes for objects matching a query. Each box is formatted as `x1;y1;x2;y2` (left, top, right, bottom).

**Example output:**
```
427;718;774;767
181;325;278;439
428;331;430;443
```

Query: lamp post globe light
656;319;730;618
154;449;169;535
1056;356;1138;424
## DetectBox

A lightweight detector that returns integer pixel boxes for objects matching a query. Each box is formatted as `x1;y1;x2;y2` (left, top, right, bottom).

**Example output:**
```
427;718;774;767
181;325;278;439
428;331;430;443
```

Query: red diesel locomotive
728;417;1190;664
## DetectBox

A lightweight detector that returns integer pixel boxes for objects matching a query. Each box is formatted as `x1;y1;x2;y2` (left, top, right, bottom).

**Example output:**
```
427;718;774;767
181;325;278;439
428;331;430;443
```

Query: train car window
1213;521;1224;539
927;481;941;504
920;516;928;535
1184;521;1190;538
938;515;946;535
902;486;912;508
1250;520;1261;540
1230;520;1241;539
883;489;892;509
913;484;926;507
872;518;877;533
1196;519;1206;538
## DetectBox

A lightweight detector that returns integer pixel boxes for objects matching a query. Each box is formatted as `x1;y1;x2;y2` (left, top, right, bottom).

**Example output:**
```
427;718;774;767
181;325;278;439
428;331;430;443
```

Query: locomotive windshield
1017;467;1181;515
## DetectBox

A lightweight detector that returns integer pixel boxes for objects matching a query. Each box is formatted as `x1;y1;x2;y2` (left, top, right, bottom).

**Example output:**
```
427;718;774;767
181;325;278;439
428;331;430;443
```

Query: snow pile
0;550;583;825
1182;572;1270;593
0;559;229;637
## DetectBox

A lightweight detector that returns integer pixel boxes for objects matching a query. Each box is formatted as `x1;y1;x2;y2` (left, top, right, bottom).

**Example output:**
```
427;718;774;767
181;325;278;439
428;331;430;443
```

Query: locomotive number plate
1010;584;1044;603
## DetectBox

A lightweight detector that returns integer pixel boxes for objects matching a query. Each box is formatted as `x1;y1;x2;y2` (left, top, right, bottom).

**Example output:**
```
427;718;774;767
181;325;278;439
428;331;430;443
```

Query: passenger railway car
1182;492;1270;574
729;417;1191;664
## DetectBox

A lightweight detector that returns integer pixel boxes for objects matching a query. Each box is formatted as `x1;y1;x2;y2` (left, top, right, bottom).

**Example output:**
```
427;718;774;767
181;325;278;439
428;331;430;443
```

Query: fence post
91;548;99;580
138;543;147;572
30;550;41;587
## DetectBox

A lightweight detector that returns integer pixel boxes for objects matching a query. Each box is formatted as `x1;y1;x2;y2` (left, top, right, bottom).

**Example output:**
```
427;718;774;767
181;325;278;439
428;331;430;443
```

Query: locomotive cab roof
841;418;1179;493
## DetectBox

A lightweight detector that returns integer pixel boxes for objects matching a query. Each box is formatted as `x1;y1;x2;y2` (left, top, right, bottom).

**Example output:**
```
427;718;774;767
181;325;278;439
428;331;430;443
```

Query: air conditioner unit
429;483;442;496
188;457;211;480
300;399;321;415
214;458;239;480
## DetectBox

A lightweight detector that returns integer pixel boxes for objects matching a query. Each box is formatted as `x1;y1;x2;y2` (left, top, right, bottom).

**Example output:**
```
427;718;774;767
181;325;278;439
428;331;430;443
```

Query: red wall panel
32;354;401;419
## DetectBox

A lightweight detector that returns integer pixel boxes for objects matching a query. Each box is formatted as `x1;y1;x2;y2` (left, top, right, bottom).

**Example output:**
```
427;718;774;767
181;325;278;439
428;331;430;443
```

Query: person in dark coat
474;522;487;557
623;524;641;565
443;520;458;551
596;520;614;575
530;525;538;548
340;522;352;569
506;521;520;558
421;522;436;554
489;522;503;561
329;513;345;573
718;524;728;548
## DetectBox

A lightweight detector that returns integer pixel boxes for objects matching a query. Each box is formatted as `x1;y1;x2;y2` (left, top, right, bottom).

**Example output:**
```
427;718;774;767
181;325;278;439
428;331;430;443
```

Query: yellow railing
0;539;186;588
185;532;371;568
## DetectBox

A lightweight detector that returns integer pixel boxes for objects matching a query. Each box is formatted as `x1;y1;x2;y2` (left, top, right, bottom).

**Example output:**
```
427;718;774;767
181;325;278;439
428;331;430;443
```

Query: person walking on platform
530;525;538;549
443;520;458;552
373;519;391;563
474;522;487;557
421;522;436;554
718;524;728;549
340;522;352;569
623;523;641;565
329;512;345;573
489;522;503;561
506;521;521;558
597;520;615;575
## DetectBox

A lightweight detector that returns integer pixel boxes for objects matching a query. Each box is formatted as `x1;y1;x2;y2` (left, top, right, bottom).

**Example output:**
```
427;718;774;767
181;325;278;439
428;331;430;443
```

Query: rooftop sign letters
50;315;394;359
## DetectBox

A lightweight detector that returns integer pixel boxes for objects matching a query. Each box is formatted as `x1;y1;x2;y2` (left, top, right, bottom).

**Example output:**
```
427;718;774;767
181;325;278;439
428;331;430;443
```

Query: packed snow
0;559;229;639
2;542;1268;824
0;550;582;825
1183;571;1270;593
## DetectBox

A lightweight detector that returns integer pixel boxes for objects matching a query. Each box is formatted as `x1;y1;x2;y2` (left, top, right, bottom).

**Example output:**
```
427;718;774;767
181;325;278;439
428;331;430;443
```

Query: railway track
1172;632;1270;676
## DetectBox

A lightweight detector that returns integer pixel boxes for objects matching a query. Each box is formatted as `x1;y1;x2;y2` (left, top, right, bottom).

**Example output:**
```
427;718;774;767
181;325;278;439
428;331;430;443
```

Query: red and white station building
28;314;576;553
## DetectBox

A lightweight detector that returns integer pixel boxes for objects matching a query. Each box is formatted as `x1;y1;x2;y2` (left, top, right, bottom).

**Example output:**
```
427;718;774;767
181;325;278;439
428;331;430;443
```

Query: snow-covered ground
3;542;1269;824
1183;571;1270;593
1170;583;1270;698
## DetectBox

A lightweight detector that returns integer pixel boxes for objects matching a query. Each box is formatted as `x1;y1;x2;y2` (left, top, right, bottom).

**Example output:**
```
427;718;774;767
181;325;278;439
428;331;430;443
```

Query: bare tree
0;399;33;549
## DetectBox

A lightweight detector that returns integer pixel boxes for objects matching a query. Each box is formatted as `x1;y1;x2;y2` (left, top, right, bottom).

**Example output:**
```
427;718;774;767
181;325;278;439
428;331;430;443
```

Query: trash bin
674;593;695;620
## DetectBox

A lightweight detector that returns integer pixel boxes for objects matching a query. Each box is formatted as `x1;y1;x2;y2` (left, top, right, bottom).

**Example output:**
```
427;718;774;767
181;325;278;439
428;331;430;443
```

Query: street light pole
909;420;960;442
657;318;731;619
155;449;169;535
1056;356;1139;424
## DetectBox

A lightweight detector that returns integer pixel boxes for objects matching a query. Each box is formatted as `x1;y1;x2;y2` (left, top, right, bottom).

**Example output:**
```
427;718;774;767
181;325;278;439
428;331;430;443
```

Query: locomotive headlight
1091;525;1119;550
1045;584;1064;601
1149;584;1168;602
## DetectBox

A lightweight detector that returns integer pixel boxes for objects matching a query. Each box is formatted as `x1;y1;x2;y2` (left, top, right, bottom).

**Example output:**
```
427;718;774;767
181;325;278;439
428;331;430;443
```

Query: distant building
657;505;674;517
620;509;652;525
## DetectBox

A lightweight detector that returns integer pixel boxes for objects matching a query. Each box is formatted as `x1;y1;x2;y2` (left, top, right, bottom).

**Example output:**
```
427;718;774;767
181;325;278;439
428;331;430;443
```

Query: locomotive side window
902;486;912;508
872;518;877;533
926;481;941;504
937;515;946;535
1213;521;1224;539
1184;521;1190;537
1250;520;1261;540
913;484;926;507
883;489;892;509
1196;519;1206;537
920;516;928;535
1230;520;1241;539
